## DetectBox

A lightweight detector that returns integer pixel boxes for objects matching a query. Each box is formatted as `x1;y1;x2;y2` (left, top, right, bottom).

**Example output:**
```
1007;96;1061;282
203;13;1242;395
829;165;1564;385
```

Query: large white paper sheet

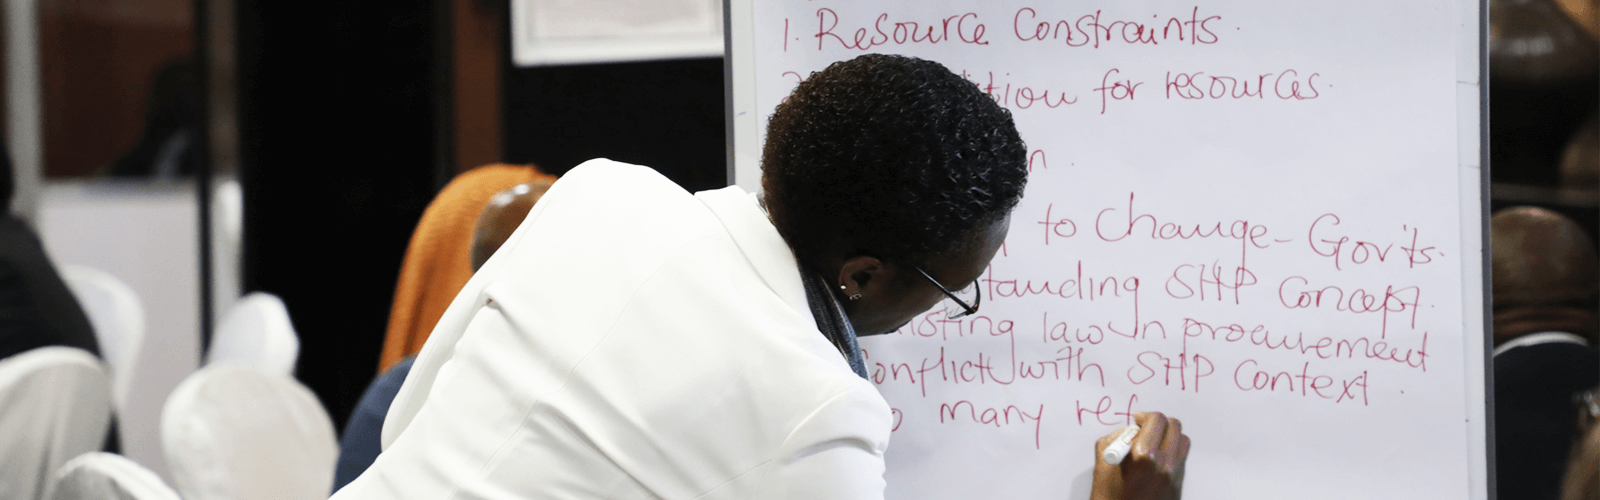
730;1;1487;499
511;0;723;66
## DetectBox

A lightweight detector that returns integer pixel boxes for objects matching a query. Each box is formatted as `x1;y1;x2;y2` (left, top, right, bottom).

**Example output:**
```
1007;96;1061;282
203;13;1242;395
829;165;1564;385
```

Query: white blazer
334;159;892;499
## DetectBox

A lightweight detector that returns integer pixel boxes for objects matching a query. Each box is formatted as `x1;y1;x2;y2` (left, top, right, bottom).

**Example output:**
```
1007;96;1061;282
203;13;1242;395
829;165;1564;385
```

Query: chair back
161;363;337;500
0;347;113;500
59;264;145;407
50;452;181;500
207;292;298;376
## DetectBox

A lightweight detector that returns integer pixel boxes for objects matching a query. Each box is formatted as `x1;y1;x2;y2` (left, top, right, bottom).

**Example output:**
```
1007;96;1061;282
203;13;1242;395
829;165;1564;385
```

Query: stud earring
840;284;862;301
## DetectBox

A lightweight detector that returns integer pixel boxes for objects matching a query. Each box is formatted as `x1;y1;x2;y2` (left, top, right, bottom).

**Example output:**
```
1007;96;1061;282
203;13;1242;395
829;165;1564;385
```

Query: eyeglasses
907;263;980;319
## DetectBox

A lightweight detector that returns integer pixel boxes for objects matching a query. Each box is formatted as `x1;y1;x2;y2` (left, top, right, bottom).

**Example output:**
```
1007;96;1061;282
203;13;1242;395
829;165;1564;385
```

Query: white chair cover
206;292;298;376
0;347;113;500
50;452;181;500
161;363;337;500
59;265;146;408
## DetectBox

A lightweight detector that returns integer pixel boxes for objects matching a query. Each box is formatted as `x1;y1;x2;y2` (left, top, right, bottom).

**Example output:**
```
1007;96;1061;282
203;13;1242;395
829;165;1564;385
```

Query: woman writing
335;54;1189;500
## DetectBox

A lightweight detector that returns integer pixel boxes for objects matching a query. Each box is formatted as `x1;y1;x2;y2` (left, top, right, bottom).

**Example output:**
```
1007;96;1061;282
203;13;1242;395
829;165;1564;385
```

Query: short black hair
762;54;1027;266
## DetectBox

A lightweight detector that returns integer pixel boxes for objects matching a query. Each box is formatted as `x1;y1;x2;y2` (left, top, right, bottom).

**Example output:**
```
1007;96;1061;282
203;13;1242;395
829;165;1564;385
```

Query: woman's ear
836;255;886;300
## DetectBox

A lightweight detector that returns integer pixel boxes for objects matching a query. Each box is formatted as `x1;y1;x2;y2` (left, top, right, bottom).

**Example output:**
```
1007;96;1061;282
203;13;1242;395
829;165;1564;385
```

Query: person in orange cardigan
376;164;557;373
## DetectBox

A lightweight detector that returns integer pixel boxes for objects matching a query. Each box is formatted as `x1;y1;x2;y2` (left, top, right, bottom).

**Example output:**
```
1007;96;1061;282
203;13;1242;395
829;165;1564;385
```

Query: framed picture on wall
510;0;723;66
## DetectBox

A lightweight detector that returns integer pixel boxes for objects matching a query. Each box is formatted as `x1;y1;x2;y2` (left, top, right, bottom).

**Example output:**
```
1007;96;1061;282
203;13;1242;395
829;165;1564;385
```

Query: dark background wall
236;2;726;429
237;0;444;428
503;58;726;193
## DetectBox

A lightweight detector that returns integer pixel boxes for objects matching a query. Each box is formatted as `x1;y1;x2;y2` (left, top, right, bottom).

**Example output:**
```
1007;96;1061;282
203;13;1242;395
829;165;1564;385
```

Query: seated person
471;182;553;272
333;357;414;492
0;143;99;362
0;144;110;451
1491;206;1600;500
335;180;553;491
377;165;557;374
334;54;1187;500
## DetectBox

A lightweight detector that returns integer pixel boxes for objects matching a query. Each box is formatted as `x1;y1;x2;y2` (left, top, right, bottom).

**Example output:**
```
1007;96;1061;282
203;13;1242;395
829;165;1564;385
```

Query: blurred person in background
1492;206;1599;349
376;164;557;374
470;182;553;272
0;143;100;361
0;142;114;453
335;171;554;491
107;58;199;179
1492;206;1600;500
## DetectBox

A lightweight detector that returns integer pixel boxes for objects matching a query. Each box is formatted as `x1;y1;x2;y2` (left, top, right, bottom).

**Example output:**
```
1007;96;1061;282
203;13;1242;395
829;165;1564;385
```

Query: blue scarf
800;269;868;379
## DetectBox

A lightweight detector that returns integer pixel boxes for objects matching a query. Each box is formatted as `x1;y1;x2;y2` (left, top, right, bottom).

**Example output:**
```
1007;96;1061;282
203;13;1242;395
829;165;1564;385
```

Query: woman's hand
1090;412;1190;500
